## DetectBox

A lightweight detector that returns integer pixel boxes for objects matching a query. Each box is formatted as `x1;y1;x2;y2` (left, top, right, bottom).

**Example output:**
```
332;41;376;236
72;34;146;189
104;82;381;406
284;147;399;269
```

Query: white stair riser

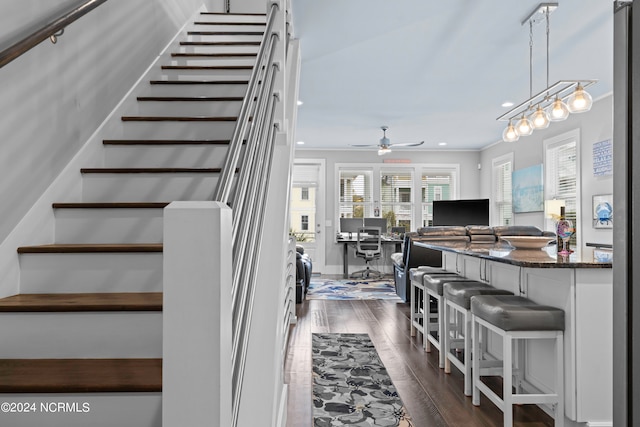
82;173;219;202
195;14;266;24
163;57;256;67
175;45;259;54
157;68;253;80
189;24;265;32
104;145;231;169
0;393;161;427
120;121;237;140
0;312;161;358
132;100;243;117
142;82;248;98
186;34;262;43
54;209;164;244
20;253;162;294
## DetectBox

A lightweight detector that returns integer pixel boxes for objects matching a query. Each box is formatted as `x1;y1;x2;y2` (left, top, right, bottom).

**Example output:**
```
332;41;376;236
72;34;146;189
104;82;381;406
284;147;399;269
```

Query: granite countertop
414;240;612;268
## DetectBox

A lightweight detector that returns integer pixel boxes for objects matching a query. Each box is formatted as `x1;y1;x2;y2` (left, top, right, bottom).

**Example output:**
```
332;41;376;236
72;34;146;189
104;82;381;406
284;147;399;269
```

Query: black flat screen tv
432;199;490;226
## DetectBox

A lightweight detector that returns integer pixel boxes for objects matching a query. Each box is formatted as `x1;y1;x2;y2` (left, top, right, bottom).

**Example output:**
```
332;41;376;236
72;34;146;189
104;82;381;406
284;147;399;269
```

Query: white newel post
163;201;233;427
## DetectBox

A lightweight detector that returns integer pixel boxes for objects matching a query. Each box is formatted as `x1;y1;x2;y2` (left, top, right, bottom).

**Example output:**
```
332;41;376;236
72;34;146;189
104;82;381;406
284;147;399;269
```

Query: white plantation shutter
421;172;453;227
381;170;413;230
339;170;373;218
545;134;578;246
492;155;513;225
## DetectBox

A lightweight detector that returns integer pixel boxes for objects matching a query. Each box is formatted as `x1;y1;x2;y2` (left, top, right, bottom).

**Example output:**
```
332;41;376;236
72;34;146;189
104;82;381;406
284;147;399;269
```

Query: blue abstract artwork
512;164;544;213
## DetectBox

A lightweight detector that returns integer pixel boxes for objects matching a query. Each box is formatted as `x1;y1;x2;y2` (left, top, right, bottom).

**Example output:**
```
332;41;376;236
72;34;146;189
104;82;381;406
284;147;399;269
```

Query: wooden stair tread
103;139;232;145
200;12;266;16
0;292;162;312
150;79;248;85
170;52;257;57
80;167;224;173
161;65;252;70
179;41;259;46
0;359;161;393
187;31;263;36
136;96;244;101
17;243;163;254
53;202;170;209
193;21;265;26
121;115;237;122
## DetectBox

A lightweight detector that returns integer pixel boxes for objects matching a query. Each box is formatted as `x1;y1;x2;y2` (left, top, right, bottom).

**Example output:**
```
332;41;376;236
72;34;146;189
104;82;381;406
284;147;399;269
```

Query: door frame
292;158;326;273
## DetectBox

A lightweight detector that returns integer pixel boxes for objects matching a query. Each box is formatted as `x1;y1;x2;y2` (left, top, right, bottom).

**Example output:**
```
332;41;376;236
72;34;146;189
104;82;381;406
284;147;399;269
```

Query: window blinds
493;160;513;226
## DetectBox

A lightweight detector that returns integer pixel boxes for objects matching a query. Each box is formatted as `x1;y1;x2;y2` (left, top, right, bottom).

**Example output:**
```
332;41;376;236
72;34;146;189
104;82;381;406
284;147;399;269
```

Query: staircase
0;11;269;427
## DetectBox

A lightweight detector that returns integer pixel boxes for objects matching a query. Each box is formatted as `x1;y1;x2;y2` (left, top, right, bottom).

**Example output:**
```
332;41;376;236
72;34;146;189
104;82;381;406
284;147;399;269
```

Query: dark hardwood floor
284;293;554;426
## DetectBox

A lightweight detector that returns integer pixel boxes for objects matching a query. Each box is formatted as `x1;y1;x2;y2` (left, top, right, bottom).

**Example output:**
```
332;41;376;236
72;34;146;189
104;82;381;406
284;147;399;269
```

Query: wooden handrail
0;0;108;69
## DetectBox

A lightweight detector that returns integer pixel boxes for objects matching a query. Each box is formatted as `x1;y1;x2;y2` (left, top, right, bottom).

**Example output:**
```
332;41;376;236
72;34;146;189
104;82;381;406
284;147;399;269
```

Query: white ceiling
290;0;614;151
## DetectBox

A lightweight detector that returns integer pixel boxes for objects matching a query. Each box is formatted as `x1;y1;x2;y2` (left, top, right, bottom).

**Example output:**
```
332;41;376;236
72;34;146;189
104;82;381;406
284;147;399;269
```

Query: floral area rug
306;278;401;300
312;333;414;427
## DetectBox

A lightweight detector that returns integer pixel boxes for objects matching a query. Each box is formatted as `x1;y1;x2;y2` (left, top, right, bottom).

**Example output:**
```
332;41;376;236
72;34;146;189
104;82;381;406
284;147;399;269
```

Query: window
339;170;373;218
421;172;453;226
337;164;458;232
492;153;513;226
301;187;309;200
381;170;413;230
545;130;580;249
301;215;309;231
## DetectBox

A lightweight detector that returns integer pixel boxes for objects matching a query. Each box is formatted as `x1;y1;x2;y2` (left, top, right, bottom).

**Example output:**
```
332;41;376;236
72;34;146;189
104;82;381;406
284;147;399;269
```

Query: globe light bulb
516;114;533;136
566;84;593;113
502;121;520;142
531;105;550;129
547;96;570;121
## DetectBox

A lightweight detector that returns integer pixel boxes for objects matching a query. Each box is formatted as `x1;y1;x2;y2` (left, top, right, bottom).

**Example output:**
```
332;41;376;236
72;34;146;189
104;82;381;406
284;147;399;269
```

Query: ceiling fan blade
349;144;379;147
390;141;425;147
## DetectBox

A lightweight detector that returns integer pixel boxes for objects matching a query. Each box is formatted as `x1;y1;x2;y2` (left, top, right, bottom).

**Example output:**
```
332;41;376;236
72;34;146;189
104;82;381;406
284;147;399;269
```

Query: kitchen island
414;240;613;427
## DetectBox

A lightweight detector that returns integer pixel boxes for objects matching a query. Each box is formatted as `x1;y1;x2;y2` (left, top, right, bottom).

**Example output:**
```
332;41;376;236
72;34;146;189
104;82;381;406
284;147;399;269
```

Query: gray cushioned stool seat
471;295;565;331
423;274;476;295
444;282;513;310
410;266;447;282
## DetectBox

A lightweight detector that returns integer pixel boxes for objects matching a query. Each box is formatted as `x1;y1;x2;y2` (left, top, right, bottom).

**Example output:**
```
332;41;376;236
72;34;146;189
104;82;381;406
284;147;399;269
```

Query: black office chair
350;226;383;279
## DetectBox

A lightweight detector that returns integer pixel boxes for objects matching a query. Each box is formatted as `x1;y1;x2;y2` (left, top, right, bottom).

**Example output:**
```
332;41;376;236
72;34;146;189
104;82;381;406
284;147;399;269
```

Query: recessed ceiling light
297;100;304;106
296;141;305;145
438;142;447;146
502;101;514;108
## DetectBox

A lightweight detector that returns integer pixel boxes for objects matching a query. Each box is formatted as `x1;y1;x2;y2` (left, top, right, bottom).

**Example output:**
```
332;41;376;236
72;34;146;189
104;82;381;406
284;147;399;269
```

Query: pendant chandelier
498;3;597;142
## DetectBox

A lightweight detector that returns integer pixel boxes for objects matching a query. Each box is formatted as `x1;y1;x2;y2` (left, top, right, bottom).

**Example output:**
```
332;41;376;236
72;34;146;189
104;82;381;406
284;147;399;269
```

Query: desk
337;237;402;278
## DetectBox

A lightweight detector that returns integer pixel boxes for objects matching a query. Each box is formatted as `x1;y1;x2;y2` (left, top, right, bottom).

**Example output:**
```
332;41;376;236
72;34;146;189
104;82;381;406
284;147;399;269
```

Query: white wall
479;94;614;255
293;148;481;274
0;0;205;244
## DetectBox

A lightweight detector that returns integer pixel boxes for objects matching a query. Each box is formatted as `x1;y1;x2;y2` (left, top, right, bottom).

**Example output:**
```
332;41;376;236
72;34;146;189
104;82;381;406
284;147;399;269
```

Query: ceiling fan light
547;96;570;121
502;121;520;142
378;147;391;156
516;114;533;136
566;84;593;113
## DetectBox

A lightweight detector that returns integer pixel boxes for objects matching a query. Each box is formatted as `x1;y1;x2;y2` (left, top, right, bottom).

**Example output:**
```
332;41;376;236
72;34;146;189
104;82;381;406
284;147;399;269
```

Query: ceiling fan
351;126;424;155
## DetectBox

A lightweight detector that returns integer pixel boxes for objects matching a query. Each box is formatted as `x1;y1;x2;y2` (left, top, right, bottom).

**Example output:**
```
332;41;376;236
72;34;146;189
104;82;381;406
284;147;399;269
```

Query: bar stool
471;295;565;427
409;267;447;340
442;282;513;396
422;273;479;368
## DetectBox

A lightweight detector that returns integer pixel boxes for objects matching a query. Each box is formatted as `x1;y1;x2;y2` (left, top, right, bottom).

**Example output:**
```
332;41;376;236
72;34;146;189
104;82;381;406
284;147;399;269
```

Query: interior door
290;160;325;273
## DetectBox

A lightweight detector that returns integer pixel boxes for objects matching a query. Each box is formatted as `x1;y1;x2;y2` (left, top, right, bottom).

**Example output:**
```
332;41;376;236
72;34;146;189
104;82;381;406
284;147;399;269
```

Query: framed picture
592;194;613;228
512;164;544;213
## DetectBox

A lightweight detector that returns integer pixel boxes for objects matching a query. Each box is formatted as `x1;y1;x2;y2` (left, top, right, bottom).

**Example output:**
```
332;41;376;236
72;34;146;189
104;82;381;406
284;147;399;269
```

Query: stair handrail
0;0;108;69
213;1;279;204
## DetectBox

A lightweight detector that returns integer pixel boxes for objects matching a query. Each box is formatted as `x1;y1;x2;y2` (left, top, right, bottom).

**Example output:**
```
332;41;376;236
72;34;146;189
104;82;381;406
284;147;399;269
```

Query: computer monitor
432;199;490;226
340;218;364;237
364;217;387;234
